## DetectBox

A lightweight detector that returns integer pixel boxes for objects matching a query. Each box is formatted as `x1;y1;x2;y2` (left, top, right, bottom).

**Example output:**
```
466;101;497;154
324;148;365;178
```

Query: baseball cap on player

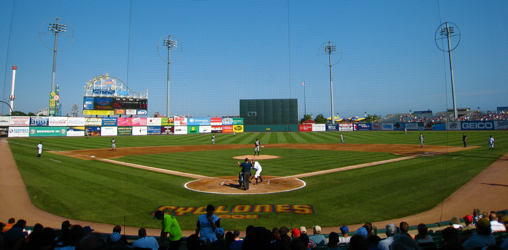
245;158;249;162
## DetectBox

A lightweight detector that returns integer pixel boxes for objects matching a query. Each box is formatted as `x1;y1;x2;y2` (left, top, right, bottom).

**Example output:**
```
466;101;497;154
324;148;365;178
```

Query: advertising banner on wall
8;127;29;137
68;117;85;126
355;123;371;131
393;122;405;130
423;122;433;130
161;118;174;126
405;123;419;130
432;123;446;130
137;110;148;115
211;126;223;133
114;109;126;115
461;121;495;130
381;123;394;131
339;124;353;131
147;118;162;126
174;116;187;126
0;116;10;126
188;118;210;126
372;123;382;131
174;126;188;135
161;126;174;135
93;97;115;110
101;127;118;136
118;127;132;135
199;126;212;134
29;127;67;137
312;124;326;132
83;97;94;110
0;127;8;137
49;117;68;127
83;110;114;116
9;116;30;126
233;118;244;125
446;122;460;131
188;126;200;134
222;125;233;133
497;121;508;130
117;118;147;126
299;124;313;131
67;127;85;137
85;127;101;136
211;118;222;126
233;125;244;133
132;126;148;135
102;118;117;126
326;124;338;131
85;118;102;126
126;109;137;115
147;126;161;135
222;118;233;125
30;117;49;127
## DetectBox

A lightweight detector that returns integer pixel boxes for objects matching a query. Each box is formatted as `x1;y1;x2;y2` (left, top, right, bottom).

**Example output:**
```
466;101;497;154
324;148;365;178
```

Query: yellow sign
83;110;114;115
233;125;244;133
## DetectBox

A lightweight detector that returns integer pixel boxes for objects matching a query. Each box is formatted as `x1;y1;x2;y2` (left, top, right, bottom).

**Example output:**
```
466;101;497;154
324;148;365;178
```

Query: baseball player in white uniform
340;134;344;143
37;142;43;158
419;133;424;148
212;135;215;145
111;138;117;151
254;138;260;156
489;135;495;151
250;160;263;185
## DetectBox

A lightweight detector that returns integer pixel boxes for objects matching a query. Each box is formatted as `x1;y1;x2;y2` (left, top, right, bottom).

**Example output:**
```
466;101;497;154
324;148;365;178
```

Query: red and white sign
9;116;30;126
49;117;68;126
211;118;222;126
339;124;353;132
174;116;187;126
222;125;233;133
299;124;312;131
147;118;162;126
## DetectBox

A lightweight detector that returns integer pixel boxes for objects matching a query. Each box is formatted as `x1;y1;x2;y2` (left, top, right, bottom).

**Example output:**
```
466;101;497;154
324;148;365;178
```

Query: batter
250;160;263;185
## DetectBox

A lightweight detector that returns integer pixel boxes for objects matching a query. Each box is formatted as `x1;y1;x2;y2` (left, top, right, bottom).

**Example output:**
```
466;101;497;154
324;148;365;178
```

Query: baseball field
5;130;508;231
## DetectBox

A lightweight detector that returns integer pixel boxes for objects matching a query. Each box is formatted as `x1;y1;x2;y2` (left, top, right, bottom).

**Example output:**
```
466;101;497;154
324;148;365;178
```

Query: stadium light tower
435;22;461;120
318;41;342;125
157;35;182;118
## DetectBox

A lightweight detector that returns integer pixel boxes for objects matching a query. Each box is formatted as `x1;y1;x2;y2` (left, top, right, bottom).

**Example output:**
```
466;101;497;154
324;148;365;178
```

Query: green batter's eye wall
240;99;298;132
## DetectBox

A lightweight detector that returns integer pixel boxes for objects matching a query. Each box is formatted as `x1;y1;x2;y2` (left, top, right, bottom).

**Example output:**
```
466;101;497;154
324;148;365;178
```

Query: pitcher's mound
184;175;305;195
232;155;280;160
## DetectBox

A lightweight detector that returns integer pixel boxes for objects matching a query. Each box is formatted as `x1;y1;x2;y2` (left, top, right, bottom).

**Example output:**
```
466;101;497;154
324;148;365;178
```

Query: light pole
318;41;342;125
157;35;182;118
435;22;461;120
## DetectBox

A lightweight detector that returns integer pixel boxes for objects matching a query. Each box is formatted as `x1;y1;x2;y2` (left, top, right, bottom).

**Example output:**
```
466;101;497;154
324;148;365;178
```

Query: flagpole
303;81;307;117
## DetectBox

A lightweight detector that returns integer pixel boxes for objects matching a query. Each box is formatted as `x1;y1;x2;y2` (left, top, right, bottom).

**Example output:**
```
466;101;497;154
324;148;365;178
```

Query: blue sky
0;0;507;119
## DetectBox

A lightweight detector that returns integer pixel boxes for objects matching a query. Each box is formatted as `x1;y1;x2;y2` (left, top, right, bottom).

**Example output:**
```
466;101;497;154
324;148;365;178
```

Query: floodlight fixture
157;35;182;118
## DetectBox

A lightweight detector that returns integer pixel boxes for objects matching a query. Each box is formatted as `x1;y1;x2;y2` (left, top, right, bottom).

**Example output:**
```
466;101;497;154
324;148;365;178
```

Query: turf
7;130;508;230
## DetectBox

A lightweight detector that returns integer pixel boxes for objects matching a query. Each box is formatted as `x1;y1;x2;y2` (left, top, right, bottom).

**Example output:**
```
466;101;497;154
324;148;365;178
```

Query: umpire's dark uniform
239;160;252;190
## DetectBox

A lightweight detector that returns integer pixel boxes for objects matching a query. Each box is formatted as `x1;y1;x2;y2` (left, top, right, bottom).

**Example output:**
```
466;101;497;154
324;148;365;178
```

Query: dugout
240;99;298;132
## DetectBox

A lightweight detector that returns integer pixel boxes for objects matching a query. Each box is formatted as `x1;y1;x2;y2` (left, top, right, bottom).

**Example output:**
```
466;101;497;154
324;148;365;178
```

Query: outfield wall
0;116;505;137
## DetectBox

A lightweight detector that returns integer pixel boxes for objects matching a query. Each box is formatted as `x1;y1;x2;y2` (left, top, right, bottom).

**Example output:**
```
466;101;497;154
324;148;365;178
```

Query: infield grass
7;130;508;230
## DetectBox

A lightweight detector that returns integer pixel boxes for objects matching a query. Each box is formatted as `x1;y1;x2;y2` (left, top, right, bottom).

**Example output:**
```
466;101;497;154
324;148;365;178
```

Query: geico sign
461;122;493;130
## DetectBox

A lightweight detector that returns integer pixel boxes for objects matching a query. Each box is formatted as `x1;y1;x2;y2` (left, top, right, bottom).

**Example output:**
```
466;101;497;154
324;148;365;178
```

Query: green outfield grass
7;130;508;231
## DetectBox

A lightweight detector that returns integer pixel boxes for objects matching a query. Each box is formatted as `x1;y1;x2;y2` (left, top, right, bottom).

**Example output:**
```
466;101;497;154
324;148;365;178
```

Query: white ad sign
446;122;461;131
496;121;508;130
312;124;326;132
381;123;394;131
0;116;10;126
132;126;147;135
67;117;85;126
85;118;102;126
174;126;188;134
49;117;68;126
9;116;30;126
199;126;212;133
339;124;353;131
101;127;118;136
405;123;419;130
126;109;137;115
147;118;162;126
8;127;29;137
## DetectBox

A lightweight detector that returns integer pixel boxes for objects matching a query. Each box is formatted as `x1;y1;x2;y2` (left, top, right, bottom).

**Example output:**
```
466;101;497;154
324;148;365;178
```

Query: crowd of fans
458;111;508;122
1;208;507;250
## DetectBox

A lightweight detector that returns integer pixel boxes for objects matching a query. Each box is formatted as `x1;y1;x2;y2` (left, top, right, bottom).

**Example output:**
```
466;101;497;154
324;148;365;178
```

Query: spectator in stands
76;234;108;250
501;238;508;250
377;223;398;250
290;238;307;250
56;221;71;248
327;232;341;250
242;227;285;250
82;227;94;238
39;227;58;250
0;222;4;234
363;223;381;248
279;226;291;249
12;220;26;232
154;210;183;250
210;227;227;250
440;227;464;250
108;226;128;245
473;209;482;225
59;225;83;250
489;212;506;232
185;234;201;250
463;215;474;230
500;215;508;231
338;226;351;245
3;218;16;234
196;205;220;245
391;229;418;250
300;234;311;250
225;231;234;249
308;225;327;245
132;228;158;250
272;227;281;240
292;228;301;240
27;223;44;250
3;227;26;250
399;222;414;239
229;230;243;250
356;227;368;240
300;227;307;236
416;223;433;243
452;216;463;230
462;218;496;250
349;235;369;250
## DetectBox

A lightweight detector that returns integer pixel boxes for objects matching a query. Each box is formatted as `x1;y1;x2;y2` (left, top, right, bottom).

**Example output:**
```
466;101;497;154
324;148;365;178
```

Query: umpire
237;158;252;190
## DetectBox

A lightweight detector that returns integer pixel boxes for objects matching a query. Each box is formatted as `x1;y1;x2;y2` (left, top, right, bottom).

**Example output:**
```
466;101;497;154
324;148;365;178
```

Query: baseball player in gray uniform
419;133;424;148
37;142;43;157
254;138;260;156
212;135;215;145
111;138;117;151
